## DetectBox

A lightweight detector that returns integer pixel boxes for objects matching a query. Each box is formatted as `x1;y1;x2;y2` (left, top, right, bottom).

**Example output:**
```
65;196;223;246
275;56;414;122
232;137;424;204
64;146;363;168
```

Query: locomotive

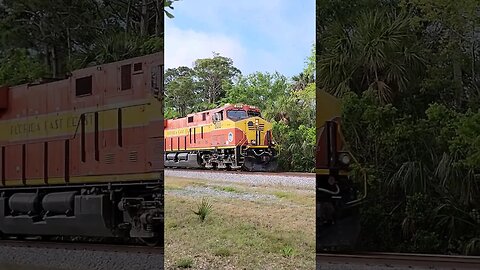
316;90;366;251
164;104;278;172
0;53;164;245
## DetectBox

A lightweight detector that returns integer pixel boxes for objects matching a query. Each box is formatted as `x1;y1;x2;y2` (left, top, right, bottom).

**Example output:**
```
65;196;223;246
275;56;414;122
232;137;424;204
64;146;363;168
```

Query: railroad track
0;239;164;254
317;252;480;269
165;168;315;178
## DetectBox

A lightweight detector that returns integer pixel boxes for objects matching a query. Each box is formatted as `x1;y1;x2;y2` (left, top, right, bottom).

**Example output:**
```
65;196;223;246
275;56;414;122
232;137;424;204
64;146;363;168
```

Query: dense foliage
0;0;174;86
165;50;316;172
318;0;480;255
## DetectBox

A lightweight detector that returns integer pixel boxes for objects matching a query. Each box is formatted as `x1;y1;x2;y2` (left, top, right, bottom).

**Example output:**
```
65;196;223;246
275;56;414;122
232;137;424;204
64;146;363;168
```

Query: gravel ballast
165;169;315;189
0;246;164;270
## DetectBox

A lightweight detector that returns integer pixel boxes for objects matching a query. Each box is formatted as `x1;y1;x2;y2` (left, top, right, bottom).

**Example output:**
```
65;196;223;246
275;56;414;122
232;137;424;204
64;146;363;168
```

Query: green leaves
0;0;167;78
318;7;426;104
0;49;47;86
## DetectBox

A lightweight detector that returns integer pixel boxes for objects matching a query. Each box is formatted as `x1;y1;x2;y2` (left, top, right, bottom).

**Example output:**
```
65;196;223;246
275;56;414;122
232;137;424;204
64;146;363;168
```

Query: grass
217;186;240;193
175;258;193;268
213;246;231;257
164;176;315;269
280;245;295;257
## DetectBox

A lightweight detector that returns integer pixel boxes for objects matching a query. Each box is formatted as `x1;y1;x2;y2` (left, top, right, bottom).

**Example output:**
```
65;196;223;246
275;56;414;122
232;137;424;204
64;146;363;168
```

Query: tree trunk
140;0;147;36
125;0;132;33
51;46;57;78
67;27;71;66
453;56;463;108
155;0;161;37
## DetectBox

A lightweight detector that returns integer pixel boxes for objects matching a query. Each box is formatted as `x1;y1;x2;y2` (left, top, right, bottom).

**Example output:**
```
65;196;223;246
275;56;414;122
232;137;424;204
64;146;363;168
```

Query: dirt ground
164;175;315;270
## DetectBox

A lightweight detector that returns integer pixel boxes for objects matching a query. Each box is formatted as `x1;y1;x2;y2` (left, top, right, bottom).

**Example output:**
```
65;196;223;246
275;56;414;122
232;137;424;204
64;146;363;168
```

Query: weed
175;257;193;268
193;197;213;222
221;186;239;193
274;191;291;199
213;247;231;257
280;245;295;257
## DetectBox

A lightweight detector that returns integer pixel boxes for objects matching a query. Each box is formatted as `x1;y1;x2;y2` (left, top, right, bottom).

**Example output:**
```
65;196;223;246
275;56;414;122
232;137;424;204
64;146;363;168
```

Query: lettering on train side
8;114;94;136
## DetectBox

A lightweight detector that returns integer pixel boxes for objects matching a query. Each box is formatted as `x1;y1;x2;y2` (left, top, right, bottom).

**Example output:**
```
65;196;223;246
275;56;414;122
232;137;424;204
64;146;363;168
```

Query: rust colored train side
0;53;164;243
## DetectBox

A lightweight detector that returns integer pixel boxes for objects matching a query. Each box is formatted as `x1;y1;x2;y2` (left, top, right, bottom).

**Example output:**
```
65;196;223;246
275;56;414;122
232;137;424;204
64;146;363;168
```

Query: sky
165;0;315;78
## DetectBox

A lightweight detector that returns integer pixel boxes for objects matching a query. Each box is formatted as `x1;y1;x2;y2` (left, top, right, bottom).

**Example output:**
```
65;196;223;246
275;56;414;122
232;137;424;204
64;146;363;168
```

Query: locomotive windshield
227;109;262;120
227;110;248;121
247;110;261;117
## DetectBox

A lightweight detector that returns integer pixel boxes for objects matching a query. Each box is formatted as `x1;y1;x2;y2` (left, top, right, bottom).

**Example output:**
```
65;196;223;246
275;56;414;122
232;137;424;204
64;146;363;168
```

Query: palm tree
317;9;426;104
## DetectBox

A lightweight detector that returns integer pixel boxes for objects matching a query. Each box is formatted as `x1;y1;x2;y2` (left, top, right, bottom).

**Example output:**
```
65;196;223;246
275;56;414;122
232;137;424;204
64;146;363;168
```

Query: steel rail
317;252;480;269
165;168;315;178
0;239;164;254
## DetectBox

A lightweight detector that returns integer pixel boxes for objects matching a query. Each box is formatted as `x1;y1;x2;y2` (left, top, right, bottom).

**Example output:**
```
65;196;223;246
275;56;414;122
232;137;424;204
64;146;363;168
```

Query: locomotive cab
226;105;278;172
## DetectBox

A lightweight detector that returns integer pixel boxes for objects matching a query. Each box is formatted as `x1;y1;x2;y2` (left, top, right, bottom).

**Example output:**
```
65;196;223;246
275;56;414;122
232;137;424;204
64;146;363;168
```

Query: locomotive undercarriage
165;146;278;172
316;174;361;251
0;182;164;245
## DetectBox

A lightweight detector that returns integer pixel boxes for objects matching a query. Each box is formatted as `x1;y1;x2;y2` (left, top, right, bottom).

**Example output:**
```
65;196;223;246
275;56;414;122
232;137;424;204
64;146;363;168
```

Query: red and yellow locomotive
0;53;164;244
164;104;278;172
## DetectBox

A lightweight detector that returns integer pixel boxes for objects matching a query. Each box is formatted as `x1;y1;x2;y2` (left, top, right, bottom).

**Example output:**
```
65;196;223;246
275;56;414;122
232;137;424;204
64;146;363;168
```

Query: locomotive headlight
338;153;351;165
251;140;257;145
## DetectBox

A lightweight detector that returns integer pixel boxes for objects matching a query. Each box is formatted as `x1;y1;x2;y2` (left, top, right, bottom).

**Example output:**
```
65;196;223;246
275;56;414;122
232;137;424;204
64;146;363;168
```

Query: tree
318;9;426;104
193;52;241;105
0;0;170;79
165;66;198;117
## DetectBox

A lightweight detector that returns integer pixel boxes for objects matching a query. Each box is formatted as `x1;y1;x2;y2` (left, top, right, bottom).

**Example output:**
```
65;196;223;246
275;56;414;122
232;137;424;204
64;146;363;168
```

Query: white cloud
165;25;247;70
164;0;315;76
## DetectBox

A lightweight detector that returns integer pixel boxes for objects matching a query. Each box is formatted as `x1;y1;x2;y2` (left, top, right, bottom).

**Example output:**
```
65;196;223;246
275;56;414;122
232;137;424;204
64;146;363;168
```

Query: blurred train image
164;104;278;172
0;53;164;245
316;90;366;251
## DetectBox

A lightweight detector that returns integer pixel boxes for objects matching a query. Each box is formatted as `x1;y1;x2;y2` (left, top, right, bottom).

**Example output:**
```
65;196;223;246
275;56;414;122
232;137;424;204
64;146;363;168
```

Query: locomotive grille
105;153;115;164
248;123;265;131
129;151;138;162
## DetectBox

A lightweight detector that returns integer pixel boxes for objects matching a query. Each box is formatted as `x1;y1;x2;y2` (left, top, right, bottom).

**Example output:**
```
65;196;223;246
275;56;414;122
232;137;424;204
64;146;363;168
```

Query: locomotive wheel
139;236;162;247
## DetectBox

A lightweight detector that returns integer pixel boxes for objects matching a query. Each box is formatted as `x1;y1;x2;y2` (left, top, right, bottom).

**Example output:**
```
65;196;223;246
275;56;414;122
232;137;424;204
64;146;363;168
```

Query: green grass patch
273;191;292;199
210;185;242;193
175;257;193;268
213;246;232;257
280;245;295;257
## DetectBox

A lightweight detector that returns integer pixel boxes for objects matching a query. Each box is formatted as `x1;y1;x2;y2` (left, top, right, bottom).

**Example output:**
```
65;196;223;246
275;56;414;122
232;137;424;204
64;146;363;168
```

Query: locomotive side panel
25;142;44;184
47;140;66;182
4;144;22;185
0;53;164;187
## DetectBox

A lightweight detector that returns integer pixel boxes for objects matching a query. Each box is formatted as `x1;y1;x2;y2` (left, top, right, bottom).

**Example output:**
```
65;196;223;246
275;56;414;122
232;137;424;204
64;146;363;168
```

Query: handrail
336;125;368;205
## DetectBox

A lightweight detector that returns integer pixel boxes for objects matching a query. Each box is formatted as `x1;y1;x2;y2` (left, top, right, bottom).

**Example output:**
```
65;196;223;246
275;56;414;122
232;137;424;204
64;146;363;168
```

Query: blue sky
165;0;315;78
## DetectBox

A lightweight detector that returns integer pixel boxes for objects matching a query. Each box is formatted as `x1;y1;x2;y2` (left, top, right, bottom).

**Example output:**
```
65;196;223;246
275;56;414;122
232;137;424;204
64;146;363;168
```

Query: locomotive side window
188;116;194;123
121;64;132;90
133;62;143;72
213;111;223;122
76;76;92;96
202;113;206;121
151;64;163;100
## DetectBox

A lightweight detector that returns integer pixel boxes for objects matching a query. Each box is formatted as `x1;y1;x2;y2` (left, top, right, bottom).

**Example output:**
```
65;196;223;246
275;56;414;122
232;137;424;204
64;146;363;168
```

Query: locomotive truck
316;90;366;250
164;104;278;172
0;53;164;245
